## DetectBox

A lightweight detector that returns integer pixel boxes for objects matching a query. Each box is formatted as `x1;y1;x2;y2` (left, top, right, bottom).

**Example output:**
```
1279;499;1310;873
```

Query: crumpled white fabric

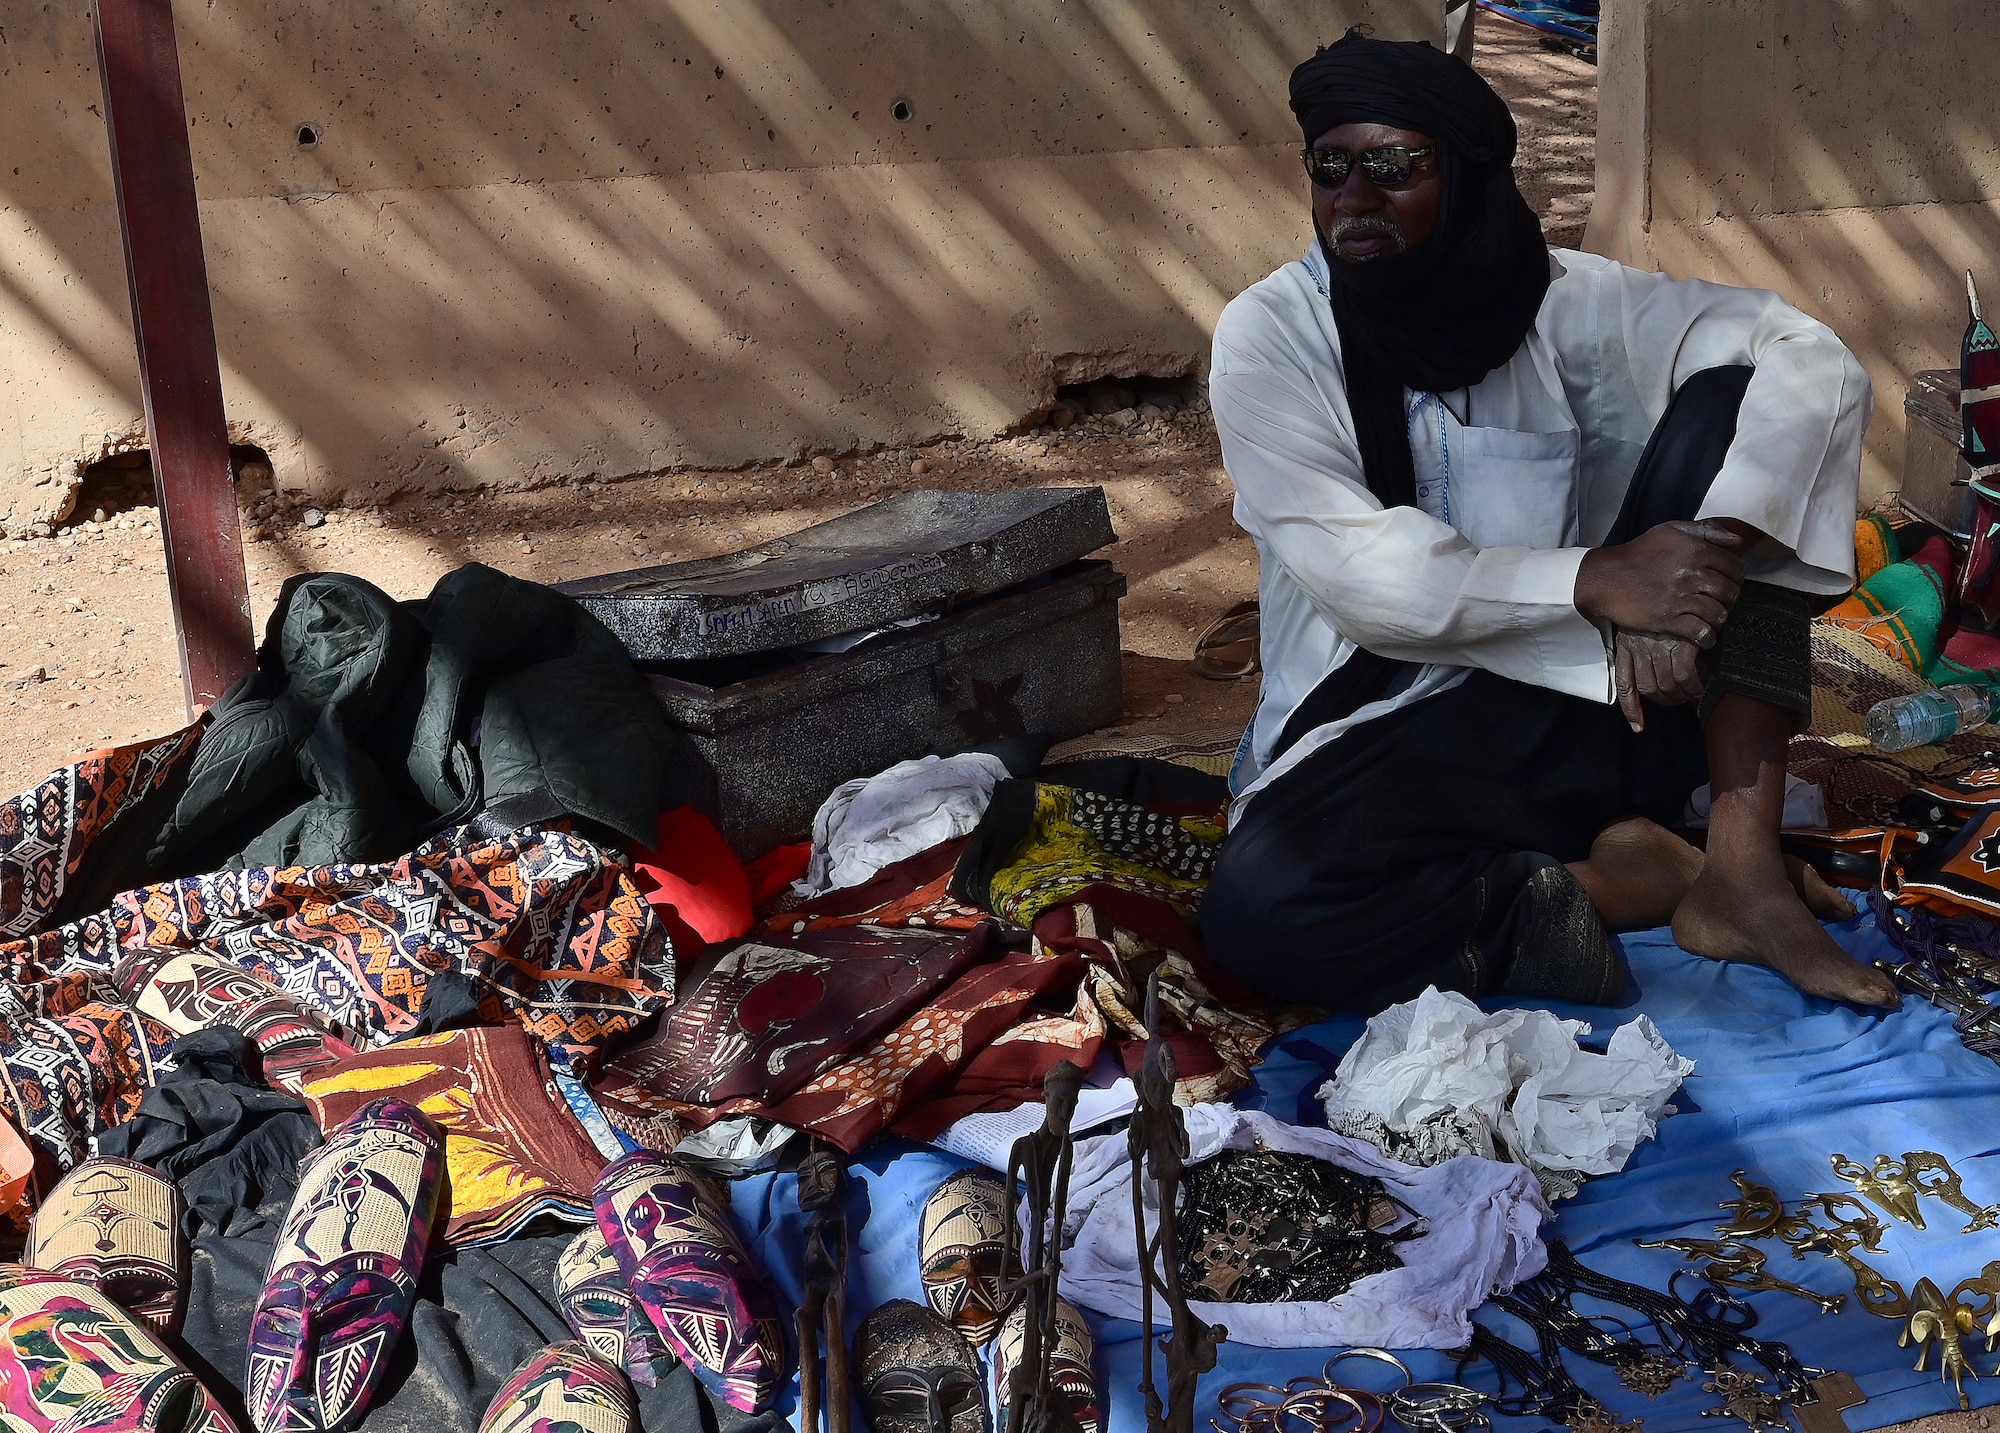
794;752;1011;896
1055;1105;1549;1349
1318;988;1693;1191
1686;773;1825;830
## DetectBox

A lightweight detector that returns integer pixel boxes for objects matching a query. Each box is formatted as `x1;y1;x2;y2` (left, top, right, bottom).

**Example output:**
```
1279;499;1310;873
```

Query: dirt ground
0;18;1595;795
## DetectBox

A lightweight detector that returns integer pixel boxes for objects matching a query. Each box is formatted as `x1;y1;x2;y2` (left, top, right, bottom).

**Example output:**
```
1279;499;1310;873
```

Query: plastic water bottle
1866;684;1997;752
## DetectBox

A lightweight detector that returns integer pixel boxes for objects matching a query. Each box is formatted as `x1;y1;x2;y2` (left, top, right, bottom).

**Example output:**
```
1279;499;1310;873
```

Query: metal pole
91;0;256;717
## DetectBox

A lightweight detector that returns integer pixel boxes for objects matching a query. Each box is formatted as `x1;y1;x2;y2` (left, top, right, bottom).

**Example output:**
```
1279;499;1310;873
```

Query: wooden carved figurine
997;1059;1087;1433
1129;971;1225;1433
796;1144;852;1433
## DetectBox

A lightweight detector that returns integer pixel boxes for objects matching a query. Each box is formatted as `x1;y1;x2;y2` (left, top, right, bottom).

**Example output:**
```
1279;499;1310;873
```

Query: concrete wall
0;1;1436;520
1585;0;2000;507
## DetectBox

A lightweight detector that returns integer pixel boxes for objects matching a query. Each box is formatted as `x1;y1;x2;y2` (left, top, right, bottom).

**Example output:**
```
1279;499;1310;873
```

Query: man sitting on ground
1199;30;1897;1014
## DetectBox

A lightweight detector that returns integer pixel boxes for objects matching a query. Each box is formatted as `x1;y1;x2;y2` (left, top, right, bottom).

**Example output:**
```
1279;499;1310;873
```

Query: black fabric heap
62;563;681;906
96;1028;322;1243
1288;28;1551;510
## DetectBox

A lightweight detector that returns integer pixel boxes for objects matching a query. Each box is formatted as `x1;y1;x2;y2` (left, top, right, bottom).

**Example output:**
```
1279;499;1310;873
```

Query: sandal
1191;600;1261;680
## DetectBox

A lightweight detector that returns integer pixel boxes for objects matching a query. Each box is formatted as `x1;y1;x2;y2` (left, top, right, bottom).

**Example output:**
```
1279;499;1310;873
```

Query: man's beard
1331;214;1406;259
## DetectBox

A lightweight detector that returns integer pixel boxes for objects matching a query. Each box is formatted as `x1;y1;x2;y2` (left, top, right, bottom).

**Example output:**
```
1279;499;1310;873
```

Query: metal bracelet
1325;1349;1415;1390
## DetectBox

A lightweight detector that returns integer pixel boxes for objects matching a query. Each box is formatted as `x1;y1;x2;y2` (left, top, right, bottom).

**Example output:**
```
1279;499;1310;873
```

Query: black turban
1288;28;1550;511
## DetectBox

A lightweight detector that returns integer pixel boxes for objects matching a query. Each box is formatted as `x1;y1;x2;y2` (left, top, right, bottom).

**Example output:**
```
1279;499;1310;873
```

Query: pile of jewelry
1212;1350;1494;1433
1177;1149;1422;1303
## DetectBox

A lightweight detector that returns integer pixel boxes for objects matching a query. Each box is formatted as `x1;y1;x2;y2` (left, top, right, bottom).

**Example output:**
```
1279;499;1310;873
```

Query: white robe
1212;245;1870;816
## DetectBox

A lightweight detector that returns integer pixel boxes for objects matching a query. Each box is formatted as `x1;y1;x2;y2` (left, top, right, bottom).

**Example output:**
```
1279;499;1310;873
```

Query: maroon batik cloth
755;838;987;938
593;923;1082;1153
591;924;996;1110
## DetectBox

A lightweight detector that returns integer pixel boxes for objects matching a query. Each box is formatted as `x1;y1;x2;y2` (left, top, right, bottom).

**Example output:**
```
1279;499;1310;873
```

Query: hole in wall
890;98;913;122
60;445;275;529
1048;373;1204;427
296;124;320;147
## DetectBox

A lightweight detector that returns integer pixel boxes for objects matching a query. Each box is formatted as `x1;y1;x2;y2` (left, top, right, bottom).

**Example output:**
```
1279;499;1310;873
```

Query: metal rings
1215;1373;1388;1433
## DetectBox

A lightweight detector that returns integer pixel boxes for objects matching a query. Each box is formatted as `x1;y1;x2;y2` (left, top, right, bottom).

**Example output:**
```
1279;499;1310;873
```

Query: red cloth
744;842;811;907
632;808;754;946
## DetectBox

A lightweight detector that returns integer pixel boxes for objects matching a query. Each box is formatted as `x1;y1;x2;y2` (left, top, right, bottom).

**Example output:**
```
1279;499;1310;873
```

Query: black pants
1200;367;1810;1012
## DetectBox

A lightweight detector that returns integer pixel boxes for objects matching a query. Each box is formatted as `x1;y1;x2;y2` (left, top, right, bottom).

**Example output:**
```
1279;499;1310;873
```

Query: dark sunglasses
1300;144;1437;189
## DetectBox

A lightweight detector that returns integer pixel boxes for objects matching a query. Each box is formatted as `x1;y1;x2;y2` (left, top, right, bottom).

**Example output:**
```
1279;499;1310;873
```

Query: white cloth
1212;244;1871;811
1317;988;1693;1189
794;752;1011;897
1685;773;1827;830
1056;1104;1549;1349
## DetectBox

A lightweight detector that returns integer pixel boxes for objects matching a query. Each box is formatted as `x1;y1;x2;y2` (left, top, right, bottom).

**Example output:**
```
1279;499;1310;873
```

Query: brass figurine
1634;1235;1842;1313
1901;1277;1981;1410
1715;1171;1783;1239
1903;1151;2000;1234
1947;1259;2000;1328
1830;1154;1927;1228
1776;1196;1906;1318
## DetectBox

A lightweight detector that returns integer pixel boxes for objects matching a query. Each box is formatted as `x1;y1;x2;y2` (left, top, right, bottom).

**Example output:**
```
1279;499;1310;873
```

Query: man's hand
1575;520;1746;647
1613;630;1704;731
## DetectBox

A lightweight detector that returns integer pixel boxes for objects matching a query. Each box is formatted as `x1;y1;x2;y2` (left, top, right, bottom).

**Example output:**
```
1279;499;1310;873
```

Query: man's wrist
1573;547;1609;622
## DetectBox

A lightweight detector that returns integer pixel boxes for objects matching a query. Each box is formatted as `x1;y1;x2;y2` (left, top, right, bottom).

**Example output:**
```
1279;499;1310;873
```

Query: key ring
1325;1348;1414;1390
1387;1383;1491;1433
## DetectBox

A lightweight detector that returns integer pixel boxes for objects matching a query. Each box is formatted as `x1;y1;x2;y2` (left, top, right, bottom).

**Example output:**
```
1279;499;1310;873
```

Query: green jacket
135;563;678;880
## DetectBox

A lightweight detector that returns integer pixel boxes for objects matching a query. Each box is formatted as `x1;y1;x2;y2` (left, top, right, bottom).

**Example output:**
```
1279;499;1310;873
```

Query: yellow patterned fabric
980;784;1222;930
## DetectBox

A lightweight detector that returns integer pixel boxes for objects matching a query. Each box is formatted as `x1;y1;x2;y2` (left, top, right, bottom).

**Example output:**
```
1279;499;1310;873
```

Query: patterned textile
951;781;1223;930
592;1151;785;1414
591;928;1075;1154
0;729;200;942
894;892;1298;1139
299;1026;605;1249
1;823;674;1076
0;1265;240;1432
0;973;176;1199
246;1097;444;1433
917;1170;1020;1346
111;948;357;1096
477;1341;635;1433
25;1157;185;1332
757;837;986;938
554;1225;678;1386
591;926;992;1110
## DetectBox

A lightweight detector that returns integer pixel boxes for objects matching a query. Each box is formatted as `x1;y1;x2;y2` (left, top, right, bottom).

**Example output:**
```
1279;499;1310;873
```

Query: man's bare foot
1569;818;1704;930
1785;856;1858;922
1672;857;1900;1008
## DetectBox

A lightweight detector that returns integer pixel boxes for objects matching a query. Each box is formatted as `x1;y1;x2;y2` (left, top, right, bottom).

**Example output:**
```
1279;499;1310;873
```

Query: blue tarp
735;913;2000;1433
